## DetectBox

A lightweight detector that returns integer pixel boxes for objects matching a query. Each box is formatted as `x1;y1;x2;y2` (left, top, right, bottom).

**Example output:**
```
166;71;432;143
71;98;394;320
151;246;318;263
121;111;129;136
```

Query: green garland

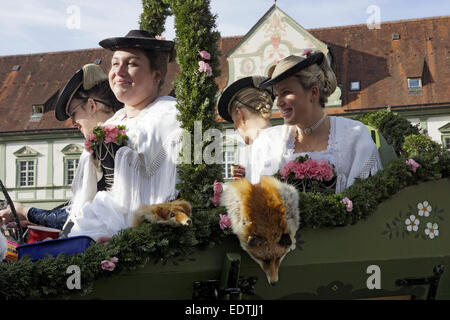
171;0;224;205
140;0;171;36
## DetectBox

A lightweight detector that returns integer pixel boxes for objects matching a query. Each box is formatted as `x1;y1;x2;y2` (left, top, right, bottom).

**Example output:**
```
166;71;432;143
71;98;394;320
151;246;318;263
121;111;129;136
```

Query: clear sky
0;0;448;56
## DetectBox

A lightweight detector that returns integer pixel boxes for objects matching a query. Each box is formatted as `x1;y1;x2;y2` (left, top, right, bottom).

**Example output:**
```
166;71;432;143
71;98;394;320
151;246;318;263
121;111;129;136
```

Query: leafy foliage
171;0;224;204
139;0;172;36
358;109;420;156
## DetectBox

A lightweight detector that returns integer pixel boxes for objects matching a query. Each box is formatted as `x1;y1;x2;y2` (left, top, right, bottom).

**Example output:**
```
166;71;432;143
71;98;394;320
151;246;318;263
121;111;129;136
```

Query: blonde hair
294;51;337;108
230;87;273;120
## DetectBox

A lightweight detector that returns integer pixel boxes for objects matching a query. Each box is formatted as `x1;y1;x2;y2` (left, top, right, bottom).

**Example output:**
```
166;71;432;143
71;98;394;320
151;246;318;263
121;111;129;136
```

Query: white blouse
246;116;382;193
65;96;183;241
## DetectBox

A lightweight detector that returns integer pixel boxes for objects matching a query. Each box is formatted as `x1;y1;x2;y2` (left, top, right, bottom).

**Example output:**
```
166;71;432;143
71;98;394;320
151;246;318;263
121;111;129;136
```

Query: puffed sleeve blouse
246;116;382;193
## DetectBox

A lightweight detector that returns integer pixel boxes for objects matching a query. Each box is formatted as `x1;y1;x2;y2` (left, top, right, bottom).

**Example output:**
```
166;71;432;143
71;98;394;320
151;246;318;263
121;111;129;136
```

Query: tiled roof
1;16;449;132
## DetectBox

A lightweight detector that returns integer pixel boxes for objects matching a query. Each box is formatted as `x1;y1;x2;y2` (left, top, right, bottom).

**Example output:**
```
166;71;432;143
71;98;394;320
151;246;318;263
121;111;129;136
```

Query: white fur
0;231;7;261
275;180;300;250
220;182;251;245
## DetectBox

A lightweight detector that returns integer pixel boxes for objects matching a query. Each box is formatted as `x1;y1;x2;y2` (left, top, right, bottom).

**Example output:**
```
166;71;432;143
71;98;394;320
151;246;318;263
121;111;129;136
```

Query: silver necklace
298;113;327;136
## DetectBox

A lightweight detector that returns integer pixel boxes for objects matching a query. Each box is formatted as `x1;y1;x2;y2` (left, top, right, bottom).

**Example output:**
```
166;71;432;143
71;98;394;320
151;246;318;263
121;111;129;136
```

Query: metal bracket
192;253;257;300
396;264;444;300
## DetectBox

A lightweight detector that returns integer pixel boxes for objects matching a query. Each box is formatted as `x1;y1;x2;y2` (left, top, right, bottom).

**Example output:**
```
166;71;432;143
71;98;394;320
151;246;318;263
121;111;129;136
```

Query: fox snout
246;233;293;285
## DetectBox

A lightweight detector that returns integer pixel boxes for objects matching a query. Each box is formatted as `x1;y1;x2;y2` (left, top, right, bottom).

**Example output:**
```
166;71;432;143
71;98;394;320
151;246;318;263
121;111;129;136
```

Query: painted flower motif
219;214;232;230
418;201;432;217
198;50;211;60
424;222;439;239
406;158;420;173
101;257;119;271
198;61;213;76
404;215;420;232
343;197;353;212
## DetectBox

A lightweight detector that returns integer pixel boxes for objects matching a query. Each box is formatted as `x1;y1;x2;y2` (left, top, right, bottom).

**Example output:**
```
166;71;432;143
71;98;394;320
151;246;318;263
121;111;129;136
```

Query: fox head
158;199;192;226
221;176;300;285
132;199;192;227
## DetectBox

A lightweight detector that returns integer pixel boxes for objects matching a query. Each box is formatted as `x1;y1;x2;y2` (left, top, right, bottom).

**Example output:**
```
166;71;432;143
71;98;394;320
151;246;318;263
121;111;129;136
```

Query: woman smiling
246;51;382;193
65;30;183;241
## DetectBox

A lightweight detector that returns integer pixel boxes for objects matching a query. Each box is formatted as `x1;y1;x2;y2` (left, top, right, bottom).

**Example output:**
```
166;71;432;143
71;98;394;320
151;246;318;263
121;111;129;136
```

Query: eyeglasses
68;98;111;118
68;100;86;118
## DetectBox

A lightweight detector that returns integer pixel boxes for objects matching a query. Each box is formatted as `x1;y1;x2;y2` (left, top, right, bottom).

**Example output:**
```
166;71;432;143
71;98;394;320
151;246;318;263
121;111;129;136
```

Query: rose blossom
198;50;211;60
198;61;213;76
343;197;353;212
210;180;223;207
219;214;232;230
101;259;116;271
406;158;420;173
104;126;119;144
84;140;92;153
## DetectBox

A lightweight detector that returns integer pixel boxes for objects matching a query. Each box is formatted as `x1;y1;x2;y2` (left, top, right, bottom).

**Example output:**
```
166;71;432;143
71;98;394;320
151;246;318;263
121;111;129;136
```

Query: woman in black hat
246;51;382;193
218;76;275;179
0;64;123;232
64;30;184;242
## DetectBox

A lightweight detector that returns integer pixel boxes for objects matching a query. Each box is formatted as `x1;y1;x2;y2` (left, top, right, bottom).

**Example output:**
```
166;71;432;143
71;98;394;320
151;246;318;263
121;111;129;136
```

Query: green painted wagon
73;178;449;300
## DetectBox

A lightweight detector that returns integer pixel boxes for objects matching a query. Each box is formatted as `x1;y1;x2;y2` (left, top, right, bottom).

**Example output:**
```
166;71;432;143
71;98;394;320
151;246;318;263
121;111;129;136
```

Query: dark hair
73;81;123;113
142;48;176;92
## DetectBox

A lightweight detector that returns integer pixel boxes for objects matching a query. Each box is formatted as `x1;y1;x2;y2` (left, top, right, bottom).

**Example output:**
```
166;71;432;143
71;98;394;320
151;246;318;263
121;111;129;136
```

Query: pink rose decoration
210;180;223;207
198;61;213;77
84;140;92;153
155;35;166;40
303;48;313;56
104;126;119;144
219;214;232;230
343;197;353;212
281;158;334;181
101;257;118;271
406;158;420;173
87;133;97;141
198;50;211;60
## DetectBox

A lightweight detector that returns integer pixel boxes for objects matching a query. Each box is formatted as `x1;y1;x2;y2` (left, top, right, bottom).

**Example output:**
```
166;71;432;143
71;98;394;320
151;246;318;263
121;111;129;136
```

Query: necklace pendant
304;127;312;135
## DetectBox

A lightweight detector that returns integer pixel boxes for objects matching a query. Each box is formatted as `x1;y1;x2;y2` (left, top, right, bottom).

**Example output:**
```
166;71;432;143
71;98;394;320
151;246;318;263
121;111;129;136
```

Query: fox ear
247;235;267;247
278;233;292;247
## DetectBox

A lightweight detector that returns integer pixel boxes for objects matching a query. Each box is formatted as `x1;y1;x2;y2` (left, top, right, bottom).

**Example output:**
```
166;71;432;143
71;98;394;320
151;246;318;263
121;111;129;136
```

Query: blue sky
0;0;448;56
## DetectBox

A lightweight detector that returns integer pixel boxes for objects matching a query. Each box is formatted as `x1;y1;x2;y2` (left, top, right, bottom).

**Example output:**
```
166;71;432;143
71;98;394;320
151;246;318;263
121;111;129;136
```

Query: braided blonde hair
230;87;274;120
294;50;337;107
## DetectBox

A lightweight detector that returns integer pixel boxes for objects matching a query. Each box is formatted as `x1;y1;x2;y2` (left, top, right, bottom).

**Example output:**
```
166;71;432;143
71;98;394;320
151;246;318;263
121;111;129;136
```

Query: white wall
427;116;450;144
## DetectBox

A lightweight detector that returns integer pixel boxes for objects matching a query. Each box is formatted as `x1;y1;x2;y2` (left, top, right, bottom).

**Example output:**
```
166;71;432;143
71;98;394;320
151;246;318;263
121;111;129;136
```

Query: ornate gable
61;144;83;155
13;146;39;157
225;4;341;107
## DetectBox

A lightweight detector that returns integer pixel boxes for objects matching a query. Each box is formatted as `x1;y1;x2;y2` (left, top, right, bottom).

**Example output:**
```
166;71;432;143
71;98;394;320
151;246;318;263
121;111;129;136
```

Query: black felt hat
218;76;274;123
54;64;108;121
99;29;174;52
258;52;324;89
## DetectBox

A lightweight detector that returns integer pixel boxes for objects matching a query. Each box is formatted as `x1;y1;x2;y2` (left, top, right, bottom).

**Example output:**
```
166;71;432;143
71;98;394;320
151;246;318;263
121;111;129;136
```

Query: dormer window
32;105;44;115
349;81;361;92
407;78;422;94
30;105;44;121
